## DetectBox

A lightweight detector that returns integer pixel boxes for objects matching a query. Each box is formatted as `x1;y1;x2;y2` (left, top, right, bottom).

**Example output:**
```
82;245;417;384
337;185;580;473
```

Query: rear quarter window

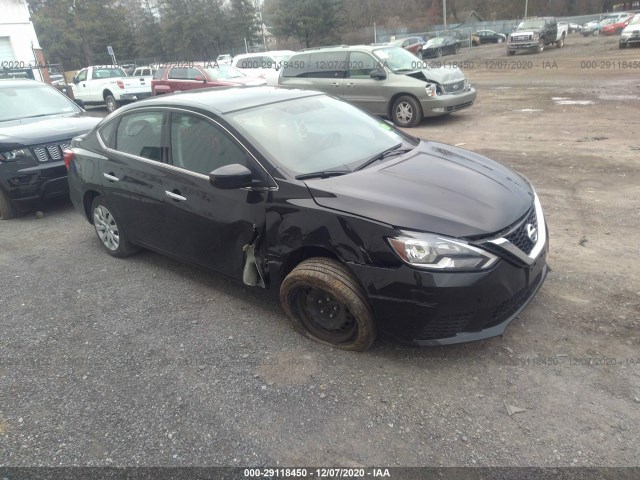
282;53;310;77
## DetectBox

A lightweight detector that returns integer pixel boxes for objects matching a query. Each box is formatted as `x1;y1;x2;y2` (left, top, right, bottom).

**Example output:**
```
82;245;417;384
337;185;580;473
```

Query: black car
475;30;507;44
0;80;100;219
422;36;461;58
67;87;548;351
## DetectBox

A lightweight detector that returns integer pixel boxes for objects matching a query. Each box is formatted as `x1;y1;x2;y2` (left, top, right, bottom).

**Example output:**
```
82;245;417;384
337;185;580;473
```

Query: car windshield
630;14;640;25
228;95;413;176
203;64;245;80
0;82;80;122
426;37;446;46
518;20;545;29
372;47;421;72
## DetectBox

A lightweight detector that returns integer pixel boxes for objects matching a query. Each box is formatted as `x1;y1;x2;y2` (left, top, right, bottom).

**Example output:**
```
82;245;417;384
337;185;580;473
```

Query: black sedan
421;36;461;58
475;30;507;44
0;79;100;219
66;87;548;351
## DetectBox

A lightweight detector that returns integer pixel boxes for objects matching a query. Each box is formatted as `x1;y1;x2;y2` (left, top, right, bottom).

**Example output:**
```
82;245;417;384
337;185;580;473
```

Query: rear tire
507;50;516;56
105;94;120;113
556;34;565;48
436;47;443;57
90;195;139;258
391;95;423;128
280;258;377;351
538;38;545;53
0;188;17;220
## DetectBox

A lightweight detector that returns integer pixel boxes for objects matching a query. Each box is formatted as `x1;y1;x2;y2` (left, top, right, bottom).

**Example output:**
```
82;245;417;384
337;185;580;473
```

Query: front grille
445;101;474;112
505;207;538;255
511;35;532;42
485;272;543;328
414;313;473;340
30;140;70;163
443;79;467;94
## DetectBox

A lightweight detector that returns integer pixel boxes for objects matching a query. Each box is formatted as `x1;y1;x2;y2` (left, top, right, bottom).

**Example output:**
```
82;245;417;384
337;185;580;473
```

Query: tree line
31;0;620;70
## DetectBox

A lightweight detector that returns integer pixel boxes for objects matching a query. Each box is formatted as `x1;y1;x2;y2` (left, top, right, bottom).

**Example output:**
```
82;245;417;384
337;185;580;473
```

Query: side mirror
72;77;79;84
369;68;387;80
194;75;206;82
209;164;253;189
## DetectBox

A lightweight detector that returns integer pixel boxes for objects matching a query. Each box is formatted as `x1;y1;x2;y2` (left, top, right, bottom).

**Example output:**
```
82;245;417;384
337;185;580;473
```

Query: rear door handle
165;190;186;202
103;172;119;182
346;82;356;87
330;82;340;87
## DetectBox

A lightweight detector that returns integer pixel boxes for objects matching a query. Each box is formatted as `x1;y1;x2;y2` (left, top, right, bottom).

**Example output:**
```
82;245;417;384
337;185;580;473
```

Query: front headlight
0;148;34;162
425;83;438;97
388;232;499;271
532;33;540;40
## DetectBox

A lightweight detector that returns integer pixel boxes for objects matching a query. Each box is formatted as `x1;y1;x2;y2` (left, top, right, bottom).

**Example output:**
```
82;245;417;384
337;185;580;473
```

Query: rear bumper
118;92;152;101
420;88;477;117
347;243;548;346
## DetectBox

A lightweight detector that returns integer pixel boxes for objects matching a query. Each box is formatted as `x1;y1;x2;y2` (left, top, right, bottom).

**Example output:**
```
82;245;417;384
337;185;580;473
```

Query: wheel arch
83;190;101;223
103;89;114;100
386;92;421;119
281;245;339;280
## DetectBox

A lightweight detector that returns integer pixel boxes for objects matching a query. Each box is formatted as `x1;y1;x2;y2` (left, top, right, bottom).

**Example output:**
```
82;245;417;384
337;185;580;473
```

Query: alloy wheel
94;205;120;251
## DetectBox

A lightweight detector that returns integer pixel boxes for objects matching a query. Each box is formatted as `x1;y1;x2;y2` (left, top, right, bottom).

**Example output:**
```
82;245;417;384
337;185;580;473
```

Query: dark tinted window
170;113;246;175
168;67;201;80
115;111;164;161
98;120;117;148
282;53;310;77
306;52;348;78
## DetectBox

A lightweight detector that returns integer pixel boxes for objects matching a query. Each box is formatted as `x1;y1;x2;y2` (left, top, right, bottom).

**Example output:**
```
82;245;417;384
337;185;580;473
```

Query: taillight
117;80;125;89
63;149;75;170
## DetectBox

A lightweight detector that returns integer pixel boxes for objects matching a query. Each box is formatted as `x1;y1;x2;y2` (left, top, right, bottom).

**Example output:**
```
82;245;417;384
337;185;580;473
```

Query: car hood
512;28;543;35
0;113;100;149
220;77;267;86
622;23;640;34
305;141;534;238
406;67;465;84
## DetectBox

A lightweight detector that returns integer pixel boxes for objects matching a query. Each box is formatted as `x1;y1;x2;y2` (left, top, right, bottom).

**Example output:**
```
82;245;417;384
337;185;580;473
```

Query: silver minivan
278;45;476;127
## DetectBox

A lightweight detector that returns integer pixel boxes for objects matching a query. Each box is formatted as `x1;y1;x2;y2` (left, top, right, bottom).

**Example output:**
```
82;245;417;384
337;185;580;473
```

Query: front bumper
620;34;640;46
507;42;539;51
1;160;68;205
348;242;548;346
420;87;477;117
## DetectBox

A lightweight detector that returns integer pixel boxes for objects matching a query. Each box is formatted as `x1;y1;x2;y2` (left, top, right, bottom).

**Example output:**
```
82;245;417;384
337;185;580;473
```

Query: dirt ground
0;33;638;469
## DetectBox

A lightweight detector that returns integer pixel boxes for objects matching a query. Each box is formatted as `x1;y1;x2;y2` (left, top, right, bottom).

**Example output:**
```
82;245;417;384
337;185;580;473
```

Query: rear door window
115;111;164;161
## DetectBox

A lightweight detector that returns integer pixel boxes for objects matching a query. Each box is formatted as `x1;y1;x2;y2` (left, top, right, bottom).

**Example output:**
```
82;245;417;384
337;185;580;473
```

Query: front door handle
330;82;340;87
165;190;187;202
103;172;119;182
346;82;356;87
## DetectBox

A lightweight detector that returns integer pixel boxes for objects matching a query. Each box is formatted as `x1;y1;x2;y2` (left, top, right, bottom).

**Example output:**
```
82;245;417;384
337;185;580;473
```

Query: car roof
296;44;399;54
0;79;49;88
118;86;323;115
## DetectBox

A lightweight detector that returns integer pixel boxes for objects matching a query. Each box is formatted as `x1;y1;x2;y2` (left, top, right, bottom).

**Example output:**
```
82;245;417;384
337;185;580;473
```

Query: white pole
443;0;447;29
374;22;377;43
525;0;528;19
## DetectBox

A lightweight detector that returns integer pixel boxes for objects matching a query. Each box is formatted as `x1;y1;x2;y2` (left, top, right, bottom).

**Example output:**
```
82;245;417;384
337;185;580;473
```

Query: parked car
390;36;426;56
507;17;567;55
151;63;266;95
216;54;233;64
0;79;100;219
601;14;635;35
65;87;548;351
475;30;507;44
231;50;295;85
421;36;461;57
278;45;476;127
619;13;640;47
558;21;582;33
70;65;152;113
582;16;619;36
132;66;156;78
449;30;480;47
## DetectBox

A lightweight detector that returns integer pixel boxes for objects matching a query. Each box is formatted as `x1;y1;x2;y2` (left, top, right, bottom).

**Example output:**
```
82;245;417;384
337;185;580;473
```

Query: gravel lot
1;34;639;468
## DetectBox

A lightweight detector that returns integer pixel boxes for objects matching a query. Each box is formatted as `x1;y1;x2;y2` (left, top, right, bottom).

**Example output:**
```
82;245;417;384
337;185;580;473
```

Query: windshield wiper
355;144;412;171
295;169;351;180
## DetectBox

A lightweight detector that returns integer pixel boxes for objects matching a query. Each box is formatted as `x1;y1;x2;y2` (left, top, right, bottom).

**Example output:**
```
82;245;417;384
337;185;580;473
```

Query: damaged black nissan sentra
66;86;548;351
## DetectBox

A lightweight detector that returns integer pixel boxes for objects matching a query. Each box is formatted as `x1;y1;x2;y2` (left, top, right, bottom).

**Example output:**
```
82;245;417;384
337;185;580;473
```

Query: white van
231;50;295;86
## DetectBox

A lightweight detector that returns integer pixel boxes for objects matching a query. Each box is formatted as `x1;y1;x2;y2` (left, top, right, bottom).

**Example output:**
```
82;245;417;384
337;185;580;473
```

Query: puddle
517;109;544;112
552;97;594;105
598;94;640;100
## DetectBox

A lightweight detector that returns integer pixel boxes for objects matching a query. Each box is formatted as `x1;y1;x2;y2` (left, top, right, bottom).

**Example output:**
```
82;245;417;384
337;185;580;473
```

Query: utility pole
443;0;447;29
524;0;528;19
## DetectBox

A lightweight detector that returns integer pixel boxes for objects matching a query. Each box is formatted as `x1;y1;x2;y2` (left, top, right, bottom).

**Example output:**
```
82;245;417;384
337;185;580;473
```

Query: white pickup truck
70;65;152;113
